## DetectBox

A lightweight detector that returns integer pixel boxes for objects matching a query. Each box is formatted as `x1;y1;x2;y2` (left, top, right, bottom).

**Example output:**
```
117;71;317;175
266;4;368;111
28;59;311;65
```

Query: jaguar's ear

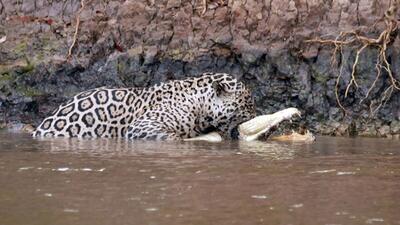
212;80;236;97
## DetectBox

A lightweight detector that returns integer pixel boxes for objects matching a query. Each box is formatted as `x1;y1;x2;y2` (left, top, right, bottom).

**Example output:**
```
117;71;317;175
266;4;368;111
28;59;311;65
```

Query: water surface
0;131;399;225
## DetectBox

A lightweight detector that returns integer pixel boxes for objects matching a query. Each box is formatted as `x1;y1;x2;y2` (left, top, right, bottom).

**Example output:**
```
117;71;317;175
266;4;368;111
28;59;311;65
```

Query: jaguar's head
205;73;256;138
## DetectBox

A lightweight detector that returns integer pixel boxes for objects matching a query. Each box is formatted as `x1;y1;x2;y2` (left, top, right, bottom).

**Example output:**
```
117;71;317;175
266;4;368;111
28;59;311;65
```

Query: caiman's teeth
183;132;223;142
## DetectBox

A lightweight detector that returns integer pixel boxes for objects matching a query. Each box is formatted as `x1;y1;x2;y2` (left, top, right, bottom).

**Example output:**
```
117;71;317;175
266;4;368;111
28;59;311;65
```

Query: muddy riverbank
0;0;399;137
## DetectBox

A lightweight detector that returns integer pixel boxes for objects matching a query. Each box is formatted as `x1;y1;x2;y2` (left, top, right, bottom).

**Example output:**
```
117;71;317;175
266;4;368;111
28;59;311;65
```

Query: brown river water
0;131;399;225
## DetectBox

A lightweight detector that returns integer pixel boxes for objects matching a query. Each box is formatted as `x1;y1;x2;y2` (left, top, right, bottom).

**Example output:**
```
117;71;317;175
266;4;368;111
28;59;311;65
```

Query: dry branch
66;0;85;60
202;0;207;14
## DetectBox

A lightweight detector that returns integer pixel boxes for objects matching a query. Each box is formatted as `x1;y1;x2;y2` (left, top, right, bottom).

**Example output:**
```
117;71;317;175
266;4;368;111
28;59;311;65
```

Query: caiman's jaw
184;108;301;142
238;108;301;141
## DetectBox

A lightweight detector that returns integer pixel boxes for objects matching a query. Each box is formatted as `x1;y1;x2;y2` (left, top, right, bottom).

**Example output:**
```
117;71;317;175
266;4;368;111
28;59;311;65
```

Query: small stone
302;45;319;59
390;120;400;134
22;124;35;133
0;36;6;44
143;46;158;65
336;123;349;136
377;125;390;137
127;46;143;57
166;0;181;9
359;124;377;137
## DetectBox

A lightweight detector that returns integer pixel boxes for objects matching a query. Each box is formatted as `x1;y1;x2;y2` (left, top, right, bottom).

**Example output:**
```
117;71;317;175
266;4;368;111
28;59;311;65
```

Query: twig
344;43;367;97
334;44;348;115
304;38;356;45
370;85;394;116
202;0;207;15
66;0;85;60
360;54;383;104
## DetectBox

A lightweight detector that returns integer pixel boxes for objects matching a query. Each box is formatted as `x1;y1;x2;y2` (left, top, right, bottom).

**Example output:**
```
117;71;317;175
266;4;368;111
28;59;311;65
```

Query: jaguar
32;73;256;140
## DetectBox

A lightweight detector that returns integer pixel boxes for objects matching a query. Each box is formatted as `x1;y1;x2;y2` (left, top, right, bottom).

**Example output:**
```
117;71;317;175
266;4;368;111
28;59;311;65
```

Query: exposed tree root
200;0;226;15
370;85;394;115
305;1;400;117
66;0;85;60
202;0;207;14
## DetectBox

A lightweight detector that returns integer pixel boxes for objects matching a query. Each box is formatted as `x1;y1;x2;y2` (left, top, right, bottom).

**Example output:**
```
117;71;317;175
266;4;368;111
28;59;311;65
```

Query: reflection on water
1;132;307;159
0;131;399;225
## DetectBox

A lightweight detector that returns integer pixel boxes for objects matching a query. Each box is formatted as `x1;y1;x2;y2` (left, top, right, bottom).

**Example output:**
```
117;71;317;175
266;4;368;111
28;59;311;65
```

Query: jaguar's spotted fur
33;73;255;140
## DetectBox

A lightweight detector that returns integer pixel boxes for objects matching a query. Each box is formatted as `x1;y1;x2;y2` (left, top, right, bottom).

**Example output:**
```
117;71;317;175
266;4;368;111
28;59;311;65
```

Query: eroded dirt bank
0;0;399;137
